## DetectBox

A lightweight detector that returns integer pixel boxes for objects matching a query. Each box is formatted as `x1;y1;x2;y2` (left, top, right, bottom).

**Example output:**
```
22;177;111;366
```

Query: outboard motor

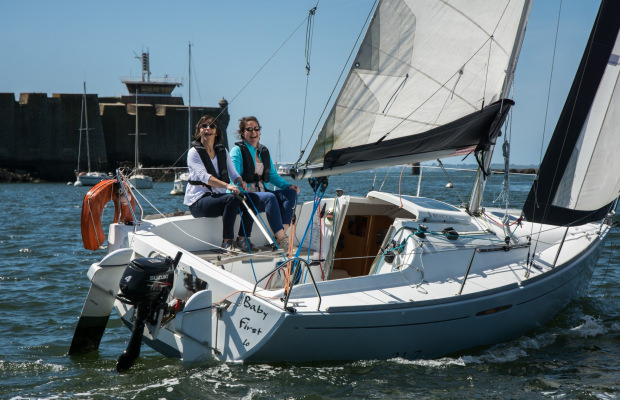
116;252;181;372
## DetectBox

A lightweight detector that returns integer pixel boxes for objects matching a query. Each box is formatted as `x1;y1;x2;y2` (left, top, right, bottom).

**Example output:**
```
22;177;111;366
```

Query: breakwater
0;92;229;182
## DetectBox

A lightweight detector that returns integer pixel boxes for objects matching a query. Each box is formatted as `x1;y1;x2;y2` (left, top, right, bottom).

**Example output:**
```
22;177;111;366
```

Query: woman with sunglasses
184;115;251;253
230;116;300;252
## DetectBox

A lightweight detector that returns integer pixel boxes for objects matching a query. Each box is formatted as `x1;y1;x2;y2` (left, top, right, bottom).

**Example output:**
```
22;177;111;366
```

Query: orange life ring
81;179;135;250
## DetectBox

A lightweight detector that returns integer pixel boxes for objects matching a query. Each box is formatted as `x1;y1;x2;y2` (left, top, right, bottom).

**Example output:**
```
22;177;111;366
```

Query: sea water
1;169;619;399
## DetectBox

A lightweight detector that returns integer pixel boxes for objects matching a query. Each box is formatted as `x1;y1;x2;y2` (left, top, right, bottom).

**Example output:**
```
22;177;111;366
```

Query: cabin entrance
332;214;393;277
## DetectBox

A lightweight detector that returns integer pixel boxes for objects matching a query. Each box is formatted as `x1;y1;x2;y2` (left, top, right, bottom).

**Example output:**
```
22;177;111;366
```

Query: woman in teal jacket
230;116;300;252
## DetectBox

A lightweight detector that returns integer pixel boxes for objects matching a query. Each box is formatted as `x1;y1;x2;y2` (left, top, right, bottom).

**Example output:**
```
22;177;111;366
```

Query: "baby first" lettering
243;295;269;320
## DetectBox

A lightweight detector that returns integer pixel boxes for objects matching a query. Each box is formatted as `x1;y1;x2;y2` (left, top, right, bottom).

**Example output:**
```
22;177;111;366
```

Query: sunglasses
201;123;217;129
244;126;261;132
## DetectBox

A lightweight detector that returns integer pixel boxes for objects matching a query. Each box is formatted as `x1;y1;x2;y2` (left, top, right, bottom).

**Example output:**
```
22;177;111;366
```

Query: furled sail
522;0;620;227
293;0;531;178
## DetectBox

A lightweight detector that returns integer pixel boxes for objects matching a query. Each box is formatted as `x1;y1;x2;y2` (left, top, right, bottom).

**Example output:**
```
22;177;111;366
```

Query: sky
1;1;601;167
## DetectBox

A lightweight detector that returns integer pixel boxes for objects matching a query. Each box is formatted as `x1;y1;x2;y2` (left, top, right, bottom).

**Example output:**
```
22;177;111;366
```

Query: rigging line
398;164;406;208
378;166;391;191
529;0;563;245
154;148;191;184
481;37;493;109
371;170;377;191
296;0;378;165
494;95;513;209
211;12;313;127
480;0;513;108
437;159;467;206
191;46;204;110
118;175;272;258
301;6;318;155
305;6;317;74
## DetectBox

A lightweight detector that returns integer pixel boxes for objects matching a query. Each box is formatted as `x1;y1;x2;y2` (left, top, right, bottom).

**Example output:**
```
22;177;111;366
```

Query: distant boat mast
188;42;192;149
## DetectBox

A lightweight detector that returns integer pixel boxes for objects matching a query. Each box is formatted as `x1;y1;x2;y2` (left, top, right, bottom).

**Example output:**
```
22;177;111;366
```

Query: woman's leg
273;189;298;227
249;191;284;237
238;192;261;238
190;194;241;241
220;194;242;241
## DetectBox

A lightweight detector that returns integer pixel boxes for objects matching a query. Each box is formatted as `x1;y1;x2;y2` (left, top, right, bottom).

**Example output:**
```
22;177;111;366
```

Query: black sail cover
522;0;620;226
322;99;513;169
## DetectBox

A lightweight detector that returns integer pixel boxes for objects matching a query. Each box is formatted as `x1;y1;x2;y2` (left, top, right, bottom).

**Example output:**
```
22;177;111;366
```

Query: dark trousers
189;193;251;240
240;189;297;237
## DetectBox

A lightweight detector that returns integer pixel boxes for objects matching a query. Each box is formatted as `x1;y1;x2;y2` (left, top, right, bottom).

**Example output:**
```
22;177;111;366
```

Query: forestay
522;0;620;226
295;0;531;178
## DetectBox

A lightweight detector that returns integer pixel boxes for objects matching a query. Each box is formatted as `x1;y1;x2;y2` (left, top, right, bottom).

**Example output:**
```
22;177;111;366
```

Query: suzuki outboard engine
116;252;181;372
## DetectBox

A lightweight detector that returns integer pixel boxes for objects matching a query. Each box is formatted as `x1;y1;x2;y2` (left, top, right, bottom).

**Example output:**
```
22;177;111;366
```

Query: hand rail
253;256;322;311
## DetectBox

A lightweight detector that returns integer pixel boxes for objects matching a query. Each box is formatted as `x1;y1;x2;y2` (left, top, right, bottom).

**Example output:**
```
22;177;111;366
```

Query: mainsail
294;0;531;178
522;0;620;226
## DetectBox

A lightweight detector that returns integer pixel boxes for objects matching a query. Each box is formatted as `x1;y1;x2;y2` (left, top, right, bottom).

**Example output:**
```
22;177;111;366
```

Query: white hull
76;192;610;364
75;171;109;187
128;173;153;189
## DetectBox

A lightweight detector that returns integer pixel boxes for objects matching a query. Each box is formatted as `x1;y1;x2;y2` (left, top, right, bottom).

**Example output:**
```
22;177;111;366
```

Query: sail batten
301;0;531;176
522;0;620;227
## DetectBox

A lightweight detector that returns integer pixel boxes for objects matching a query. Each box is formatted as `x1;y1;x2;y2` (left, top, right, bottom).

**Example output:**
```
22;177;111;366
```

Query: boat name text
239;317;263;336
243;295;268;320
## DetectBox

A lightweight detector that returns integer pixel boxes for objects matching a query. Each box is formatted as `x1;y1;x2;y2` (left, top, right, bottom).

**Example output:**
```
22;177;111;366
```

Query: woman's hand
227;184;240;194
288;184;300;194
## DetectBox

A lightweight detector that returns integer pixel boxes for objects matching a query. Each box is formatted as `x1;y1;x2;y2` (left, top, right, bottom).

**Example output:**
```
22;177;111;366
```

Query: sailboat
275;129;291;176
170;43;192;196
74;82;109;187
127;86;154;190
70;0;620;369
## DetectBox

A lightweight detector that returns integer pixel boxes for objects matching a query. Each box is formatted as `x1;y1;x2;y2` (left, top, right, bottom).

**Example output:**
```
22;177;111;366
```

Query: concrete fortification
0;91;229;182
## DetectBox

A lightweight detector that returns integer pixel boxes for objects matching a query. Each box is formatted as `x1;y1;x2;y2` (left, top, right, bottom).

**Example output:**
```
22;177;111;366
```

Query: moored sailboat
127;92;153;189
74;82;109;187
70;0;620;369
171;43;193;196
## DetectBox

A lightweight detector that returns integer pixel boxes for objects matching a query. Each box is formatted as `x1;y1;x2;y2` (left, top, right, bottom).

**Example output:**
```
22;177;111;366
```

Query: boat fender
81;179;135;251
442;227;459;240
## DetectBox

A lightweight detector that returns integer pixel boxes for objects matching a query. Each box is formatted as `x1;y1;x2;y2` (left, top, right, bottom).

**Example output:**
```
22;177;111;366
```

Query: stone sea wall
0;92;229;182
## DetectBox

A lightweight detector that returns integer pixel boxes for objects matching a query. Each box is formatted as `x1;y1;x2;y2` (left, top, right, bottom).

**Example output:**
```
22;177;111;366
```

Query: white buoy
446;182;453;188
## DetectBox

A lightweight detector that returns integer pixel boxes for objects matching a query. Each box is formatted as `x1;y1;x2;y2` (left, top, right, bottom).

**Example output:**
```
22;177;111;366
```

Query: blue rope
293;178;327;283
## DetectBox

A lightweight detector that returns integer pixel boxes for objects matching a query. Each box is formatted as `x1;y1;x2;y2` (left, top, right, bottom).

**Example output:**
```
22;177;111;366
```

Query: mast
84;82;91;173
467;0;533;215
135;88;139;171
76;85;84;175
188;42;192;149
